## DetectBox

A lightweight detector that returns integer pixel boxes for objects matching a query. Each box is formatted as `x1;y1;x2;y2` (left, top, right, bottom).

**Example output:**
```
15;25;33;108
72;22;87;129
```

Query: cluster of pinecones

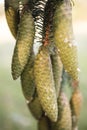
5;0;82;130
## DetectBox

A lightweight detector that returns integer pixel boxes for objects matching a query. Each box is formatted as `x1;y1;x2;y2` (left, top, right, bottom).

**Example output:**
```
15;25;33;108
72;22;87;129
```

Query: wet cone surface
4;1;81;130
21;54;35;102
53;0;78;80
34;47;58;122
12;9;35;79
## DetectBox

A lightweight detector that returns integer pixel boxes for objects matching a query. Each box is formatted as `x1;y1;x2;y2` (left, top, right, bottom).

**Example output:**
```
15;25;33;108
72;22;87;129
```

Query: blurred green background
0;1;87;130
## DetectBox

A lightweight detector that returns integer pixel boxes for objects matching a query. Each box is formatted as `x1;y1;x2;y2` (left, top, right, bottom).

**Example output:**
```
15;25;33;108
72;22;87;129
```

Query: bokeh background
0;0;87;130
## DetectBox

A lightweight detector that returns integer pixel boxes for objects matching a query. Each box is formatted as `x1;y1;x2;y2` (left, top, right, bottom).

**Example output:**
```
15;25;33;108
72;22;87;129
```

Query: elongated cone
5;6;19;38
12;9;35;80
51;50;63;98
21;53;35;102
38;116;50;130
28;95;43;120
34;47;58;122
51;90;72;130
70;88;82;129
53;0;79;80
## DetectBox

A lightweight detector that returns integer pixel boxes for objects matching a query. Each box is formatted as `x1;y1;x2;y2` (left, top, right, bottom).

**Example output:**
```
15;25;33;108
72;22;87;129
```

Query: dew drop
26;100;30;104
77;68;80;72
65;69;67;72
69;43;72;47
19;1;23;16
45;113;47;116
58;49;60;52
26;97;33;104
53;104;56;110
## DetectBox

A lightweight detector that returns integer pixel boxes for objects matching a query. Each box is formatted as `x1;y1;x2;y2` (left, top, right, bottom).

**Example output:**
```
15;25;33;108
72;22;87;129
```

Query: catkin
34;47;58;122
21;53;35;102
53;0;79;81
12;9;35;79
